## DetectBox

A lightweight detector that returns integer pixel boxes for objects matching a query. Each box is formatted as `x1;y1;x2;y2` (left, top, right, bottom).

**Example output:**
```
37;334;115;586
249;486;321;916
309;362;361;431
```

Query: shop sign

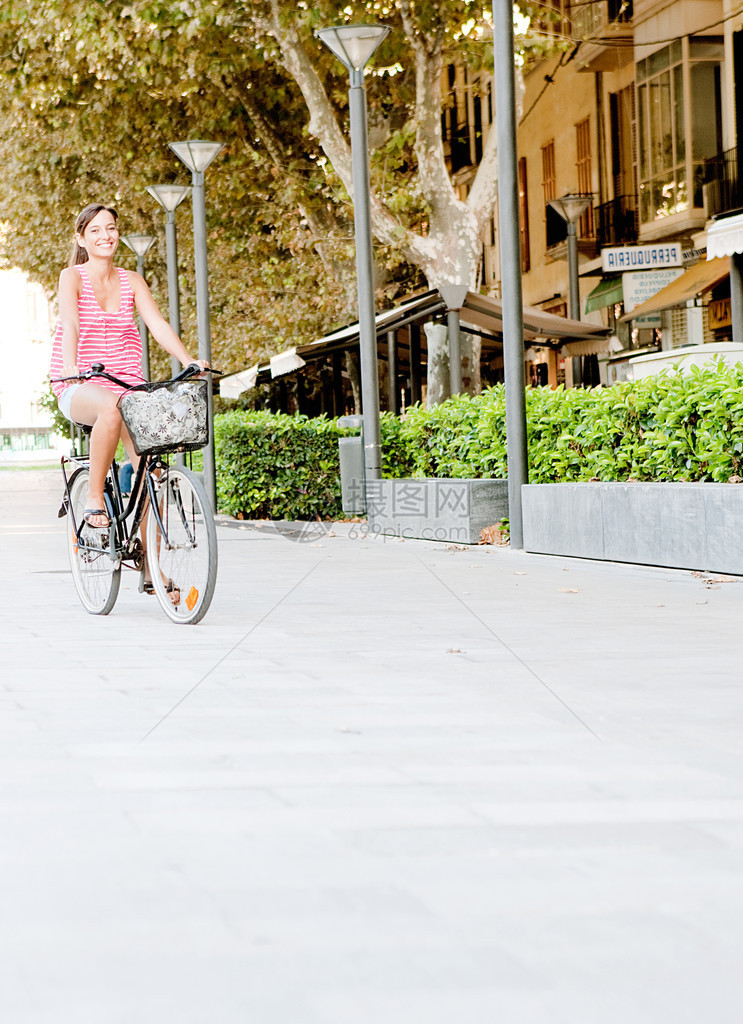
602;243;683;272
622;267;685;313
709;298;732;328
683;246;707;263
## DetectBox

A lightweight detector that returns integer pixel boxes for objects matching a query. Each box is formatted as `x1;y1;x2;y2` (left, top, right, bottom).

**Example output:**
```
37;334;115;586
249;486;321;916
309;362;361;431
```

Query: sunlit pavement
2;467;743;1023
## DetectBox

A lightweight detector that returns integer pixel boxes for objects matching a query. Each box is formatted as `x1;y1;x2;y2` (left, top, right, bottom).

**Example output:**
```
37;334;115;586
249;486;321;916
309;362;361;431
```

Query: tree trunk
424;322;450;406
460;332;481;395
345;350;361;414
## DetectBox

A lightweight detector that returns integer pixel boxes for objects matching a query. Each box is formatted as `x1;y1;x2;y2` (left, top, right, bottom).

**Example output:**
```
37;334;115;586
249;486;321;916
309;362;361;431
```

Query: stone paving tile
3;469;743;1022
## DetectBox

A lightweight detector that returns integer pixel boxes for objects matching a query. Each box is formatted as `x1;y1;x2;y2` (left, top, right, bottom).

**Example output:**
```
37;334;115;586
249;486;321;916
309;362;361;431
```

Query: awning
225;289;609;391
460;291;607;341
708;213;743;258
562;337;616;357
219;365;259;399
585;275;623;313
619;257;730;321
270;348;306;378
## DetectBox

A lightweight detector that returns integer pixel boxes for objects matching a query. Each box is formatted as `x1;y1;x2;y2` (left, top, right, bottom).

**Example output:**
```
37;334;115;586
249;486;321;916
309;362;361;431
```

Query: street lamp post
439;284;468;396
493;0;528;549
547;193;592;321
120;233;157;380
168;140;224;515
146;184;191;378
316;23;389;484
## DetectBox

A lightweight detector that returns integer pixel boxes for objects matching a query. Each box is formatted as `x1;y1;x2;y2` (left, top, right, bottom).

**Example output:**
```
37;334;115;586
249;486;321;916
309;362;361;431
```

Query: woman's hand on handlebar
61;363;79;380
182;358;209;378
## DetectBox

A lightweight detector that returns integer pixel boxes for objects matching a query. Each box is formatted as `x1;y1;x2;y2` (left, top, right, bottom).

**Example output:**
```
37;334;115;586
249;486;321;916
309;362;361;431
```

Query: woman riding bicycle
49;203;208;529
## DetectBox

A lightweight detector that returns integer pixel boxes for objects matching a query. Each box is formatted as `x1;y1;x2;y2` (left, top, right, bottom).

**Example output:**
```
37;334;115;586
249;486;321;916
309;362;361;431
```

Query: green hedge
214;411;346;519
214;363;743;518
214;409;411;519
388;363;743;484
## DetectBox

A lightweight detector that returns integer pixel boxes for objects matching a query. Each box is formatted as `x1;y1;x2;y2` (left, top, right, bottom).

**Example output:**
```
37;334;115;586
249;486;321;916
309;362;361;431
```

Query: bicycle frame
60;451;170;568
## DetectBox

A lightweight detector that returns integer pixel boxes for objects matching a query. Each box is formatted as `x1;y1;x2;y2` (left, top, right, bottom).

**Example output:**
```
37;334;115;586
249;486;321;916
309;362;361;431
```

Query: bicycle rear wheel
66;467;121;615
145;466;217;624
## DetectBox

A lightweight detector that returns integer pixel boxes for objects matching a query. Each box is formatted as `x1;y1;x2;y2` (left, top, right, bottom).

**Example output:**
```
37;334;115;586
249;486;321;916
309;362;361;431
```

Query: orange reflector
186;586;199;611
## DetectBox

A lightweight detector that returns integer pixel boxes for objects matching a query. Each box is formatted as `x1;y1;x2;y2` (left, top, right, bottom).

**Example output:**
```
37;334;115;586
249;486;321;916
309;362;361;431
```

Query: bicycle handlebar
51;362;222;388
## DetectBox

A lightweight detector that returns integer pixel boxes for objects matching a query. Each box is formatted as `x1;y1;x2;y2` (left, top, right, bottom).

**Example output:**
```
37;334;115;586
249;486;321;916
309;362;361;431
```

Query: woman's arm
58;268;82;375
129;271;208;369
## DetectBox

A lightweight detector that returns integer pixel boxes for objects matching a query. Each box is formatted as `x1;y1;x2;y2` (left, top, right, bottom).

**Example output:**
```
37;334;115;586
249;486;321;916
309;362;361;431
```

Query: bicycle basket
117;379;209;456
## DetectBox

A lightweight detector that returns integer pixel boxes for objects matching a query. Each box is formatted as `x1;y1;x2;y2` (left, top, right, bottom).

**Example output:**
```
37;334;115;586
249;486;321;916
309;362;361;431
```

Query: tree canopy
0;1;547;380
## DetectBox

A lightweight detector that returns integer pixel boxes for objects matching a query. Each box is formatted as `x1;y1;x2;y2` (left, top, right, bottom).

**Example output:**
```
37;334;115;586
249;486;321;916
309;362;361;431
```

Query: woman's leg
69;384;126;527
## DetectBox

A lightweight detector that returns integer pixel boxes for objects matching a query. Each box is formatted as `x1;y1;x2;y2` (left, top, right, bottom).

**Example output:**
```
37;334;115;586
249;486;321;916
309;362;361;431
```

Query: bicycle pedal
138;570;154;595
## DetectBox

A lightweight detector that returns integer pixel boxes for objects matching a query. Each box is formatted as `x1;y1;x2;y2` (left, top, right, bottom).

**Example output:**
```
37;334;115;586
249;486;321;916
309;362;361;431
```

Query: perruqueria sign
601;243;683;272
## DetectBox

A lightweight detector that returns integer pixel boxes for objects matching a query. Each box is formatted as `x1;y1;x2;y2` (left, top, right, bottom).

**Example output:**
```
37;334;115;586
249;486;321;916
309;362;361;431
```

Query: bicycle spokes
146;467;217;624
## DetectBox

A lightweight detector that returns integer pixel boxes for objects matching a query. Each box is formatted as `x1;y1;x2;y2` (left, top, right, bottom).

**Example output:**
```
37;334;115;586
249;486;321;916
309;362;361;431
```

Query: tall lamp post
493;0;528;549
168;140;224;515
547;193;592;321
146;184;191;378
316;23;389;484
121;233;156;380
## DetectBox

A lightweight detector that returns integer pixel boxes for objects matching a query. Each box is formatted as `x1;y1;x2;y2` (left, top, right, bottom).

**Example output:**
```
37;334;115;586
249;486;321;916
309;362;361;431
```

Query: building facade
439;1;743;388
0;269;56;456
513;0;743;385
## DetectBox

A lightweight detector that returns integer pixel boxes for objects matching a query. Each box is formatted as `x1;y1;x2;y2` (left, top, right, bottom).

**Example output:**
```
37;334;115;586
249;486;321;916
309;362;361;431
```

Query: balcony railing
703;146;743;218
571;0;633;40
595;195;639;247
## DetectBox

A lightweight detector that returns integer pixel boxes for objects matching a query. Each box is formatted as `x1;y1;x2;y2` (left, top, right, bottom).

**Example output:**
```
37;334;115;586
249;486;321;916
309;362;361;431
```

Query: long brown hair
69;203;118;266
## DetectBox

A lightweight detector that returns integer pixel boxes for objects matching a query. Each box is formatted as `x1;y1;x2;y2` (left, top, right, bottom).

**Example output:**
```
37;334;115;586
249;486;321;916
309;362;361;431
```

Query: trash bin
338;415;365;514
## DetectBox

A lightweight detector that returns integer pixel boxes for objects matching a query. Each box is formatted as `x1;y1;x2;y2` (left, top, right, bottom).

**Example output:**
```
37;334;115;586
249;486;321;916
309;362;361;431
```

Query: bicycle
54;362;218;625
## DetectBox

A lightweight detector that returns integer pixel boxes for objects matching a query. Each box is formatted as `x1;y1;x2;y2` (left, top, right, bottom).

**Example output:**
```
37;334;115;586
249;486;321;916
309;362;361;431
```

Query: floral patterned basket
117;379;209;456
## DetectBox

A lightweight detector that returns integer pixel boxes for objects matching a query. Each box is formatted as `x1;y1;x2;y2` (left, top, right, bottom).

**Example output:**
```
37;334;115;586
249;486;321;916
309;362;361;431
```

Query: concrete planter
522;481;743;573
368;478;508;545
629;342;743;379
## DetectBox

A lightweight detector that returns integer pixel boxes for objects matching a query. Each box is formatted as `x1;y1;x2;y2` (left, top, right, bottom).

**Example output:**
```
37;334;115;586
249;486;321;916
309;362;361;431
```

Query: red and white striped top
50;265;145;399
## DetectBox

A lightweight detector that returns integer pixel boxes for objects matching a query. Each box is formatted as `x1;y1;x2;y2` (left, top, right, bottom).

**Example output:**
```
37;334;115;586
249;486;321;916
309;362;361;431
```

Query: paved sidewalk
2;467;743;1023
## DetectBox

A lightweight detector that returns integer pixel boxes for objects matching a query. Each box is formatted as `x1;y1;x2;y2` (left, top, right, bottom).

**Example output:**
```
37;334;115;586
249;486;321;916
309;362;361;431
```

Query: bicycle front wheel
146;467;218;624
66;467;121;615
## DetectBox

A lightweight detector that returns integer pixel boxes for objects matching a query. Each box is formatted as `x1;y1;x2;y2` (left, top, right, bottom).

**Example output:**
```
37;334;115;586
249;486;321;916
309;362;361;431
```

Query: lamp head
168;140;224;174
146;184;191;213
316;24;389;73
548;193;593;225
120;233;156;258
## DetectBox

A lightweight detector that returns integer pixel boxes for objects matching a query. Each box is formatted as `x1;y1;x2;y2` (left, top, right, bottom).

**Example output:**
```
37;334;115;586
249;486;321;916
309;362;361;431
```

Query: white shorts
57;383;84;422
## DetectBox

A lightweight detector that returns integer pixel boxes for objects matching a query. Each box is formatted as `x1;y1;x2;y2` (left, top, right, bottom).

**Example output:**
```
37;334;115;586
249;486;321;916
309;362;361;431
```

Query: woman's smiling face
78;209;119;258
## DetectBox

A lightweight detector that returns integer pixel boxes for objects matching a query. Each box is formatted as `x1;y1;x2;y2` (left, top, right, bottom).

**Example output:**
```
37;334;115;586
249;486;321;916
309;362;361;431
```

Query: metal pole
349;70;382;481
190;169;217;513
165;209;186;468
136;254;151;381
165;210;182;379
730;252;743;345
567;221;580;321
447;309;462;395
493;0;528;549
387;330;398;413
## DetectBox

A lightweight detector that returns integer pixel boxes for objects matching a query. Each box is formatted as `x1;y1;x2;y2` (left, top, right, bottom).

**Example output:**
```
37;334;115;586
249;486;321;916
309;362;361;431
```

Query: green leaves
382;363;743;485
213;364;743;521
214;409;347;518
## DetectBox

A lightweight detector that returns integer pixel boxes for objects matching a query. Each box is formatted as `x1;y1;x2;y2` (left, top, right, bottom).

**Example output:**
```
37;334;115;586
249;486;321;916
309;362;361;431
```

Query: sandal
82;508;110;529
140;572;180;605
